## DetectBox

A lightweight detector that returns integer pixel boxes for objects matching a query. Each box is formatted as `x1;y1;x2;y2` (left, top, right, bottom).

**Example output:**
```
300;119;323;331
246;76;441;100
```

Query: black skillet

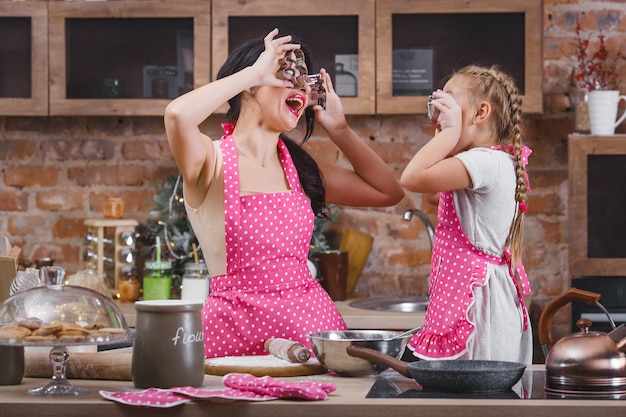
346;345;526;393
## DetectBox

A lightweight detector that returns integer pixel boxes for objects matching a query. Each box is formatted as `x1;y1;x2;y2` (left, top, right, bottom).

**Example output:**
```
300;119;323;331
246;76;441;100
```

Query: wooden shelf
375;0;543;115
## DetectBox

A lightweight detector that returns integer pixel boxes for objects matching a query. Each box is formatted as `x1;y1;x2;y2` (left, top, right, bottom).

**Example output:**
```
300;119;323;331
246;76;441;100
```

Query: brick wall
1;0;625;358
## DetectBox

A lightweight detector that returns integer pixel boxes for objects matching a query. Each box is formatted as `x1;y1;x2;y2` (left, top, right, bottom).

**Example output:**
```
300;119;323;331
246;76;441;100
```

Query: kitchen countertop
116;300;425;330
1;365;624;417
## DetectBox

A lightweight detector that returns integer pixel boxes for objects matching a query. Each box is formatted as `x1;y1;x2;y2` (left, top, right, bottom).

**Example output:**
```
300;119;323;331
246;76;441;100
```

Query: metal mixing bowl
307;330;413;377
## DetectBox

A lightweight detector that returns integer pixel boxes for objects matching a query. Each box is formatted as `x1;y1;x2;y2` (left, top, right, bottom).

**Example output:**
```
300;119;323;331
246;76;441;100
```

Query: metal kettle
538;287;626;396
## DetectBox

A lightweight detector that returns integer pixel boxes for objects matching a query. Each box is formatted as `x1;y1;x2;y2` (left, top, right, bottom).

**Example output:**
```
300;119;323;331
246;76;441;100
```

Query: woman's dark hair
217;34;327;218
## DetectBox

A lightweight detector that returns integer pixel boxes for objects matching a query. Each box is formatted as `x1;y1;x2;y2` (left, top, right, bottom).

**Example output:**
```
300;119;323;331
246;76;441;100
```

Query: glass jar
570;87;590;133
181;263;210;302
118;266;140;303
142;261;175;300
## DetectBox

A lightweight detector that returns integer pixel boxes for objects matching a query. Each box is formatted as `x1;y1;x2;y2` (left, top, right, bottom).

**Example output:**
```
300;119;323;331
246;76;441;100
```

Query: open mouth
286;94;305;115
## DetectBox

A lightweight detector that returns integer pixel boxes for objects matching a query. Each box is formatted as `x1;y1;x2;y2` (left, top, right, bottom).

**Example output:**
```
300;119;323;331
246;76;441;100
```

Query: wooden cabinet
211;0;375;115
48;1;210;116
0;1;48;116
568;134;626;277
1;0;543;116
375;0;543;114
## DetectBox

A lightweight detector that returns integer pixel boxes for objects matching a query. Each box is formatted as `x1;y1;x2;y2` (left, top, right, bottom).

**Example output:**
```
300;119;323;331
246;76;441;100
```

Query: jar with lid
118;265;140;303
142;261;178;300
181;263;210;302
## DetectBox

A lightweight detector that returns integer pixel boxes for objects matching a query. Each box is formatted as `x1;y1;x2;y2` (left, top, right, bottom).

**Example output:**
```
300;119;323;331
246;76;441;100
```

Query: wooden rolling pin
24;350;132;381
264;338;311;363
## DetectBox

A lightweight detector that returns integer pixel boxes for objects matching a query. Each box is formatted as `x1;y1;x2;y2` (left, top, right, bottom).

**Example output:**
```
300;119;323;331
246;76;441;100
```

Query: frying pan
346;345;526;393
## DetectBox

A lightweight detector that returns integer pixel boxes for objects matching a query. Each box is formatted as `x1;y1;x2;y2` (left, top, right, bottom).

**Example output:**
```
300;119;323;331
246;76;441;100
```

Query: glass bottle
142;261;174;300
181;262;210;302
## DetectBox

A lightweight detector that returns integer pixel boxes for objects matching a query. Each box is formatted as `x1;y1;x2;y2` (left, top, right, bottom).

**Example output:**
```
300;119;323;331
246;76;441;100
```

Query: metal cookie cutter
277;49;308;87
276;49;326;109
427;95;440;123
307;73;326;109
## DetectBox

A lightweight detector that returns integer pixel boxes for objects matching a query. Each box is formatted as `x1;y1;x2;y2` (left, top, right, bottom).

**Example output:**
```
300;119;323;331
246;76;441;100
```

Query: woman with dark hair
165;29;403;358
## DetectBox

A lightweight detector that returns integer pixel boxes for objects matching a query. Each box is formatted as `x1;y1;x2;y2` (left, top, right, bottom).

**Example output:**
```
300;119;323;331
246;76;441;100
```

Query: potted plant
570;22;624;135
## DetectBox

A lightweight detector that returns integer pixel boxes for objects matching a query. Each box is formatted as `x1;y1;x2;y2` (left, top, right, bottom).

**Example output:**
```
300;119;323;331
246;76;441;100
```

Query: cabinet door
0;1;48;116
212;0;375;115
568;135;626;277
49;1;210;116
376;0;543;115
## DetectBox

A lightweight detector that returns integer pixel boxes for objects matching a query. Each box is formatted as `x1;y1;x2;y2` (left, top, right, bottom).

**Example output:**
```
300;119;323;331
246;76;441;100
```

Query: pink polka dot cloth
99;373;336;408
99;388;191;408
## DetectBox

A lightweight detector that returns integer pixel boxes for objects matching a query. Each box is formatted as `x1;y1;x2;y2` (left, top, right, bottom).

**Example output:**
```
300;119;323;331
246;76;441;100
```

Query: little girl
400;65;533;364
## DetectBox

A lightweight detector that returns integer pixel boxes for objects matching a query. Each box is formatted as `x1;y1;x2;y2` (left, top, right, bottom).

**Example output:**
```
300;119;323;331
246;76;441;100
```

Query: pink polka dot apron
408;190;531;360
202;133;347;358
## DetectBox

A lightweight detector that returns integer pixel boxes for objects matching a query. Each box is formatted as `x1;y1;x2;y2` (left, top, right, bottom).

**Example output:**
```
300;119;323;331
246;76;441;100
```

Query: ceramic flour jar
132;300;205;388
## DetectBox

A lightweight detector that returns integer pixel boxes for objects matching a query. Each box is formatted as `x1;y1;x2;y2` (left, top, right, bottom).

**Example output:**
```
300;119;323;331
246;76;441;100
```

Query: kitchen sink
349;296;429;313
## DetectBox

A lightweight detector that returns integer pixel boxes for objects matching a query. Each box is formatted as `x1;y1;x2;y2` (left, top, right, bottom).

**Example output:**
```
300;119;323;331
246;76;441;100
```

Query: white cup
588;90;626;135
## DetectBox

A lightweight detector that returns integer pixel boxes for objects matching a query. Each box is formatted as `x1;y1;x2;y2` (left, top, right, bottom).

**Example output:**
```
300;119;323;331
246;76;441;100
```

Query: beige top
184;140;228;277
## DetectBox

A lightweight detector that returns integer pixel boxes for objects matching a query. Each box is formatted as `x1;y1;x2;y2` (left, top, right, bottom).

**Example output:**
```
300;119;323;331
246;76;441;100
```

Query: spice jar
103;197;124;219
181;263;210;302
118;266;140;303
142;261;175;300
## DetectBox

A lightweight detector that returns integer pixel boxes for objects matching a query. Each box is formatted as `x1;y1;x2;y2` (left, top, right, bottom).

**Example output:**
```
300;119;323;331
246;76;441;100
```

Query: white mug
588;90;626;135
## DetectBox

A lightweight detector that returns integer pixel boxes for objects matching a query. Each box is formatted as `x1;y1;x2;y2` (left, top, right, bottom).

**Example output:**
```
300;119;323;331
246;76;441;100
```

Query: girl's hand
312;68;348;132
430;90;462;134
251;29;301;88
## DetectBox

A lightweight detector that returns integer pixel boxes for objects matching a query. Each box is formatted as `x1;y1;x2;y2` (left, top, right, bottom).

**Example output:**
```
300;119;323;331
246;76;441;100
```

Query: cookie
35;323;63;336
0;325;32;339
17;317;42;330
57;334;87;344
24;334;57;343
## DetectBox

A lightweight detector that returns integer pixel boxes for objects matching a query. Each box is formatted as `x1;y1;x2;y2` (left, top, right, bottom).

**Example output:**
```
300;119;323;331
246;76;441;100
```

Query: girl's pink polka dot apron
408;190;531;360
201;134;347;358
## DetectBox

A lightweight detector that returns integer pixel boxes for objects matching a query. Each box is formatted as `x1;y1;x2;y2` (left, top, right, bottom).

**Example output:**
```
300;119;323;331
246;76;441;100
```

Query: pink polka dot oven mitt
99;373;336;408
223;373;336;400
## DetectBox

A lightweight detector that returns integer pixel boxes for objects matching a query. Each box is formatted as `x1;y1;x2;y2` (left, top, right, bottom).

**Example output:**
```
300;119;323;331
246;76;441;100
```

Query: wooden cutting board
205;355;327;377
25;350;132;381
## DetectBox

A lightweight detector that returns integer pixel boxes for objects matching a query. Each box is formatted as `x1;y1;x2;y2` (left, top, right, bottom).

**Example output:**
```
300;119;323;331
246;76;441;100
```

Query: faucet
403;208;435;295
402;209;435;249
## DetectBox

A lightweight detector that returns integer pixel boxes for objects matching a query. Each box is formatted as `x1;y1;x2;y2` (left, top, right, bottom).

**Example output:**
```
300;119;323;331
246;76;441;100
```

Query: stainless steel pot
539;287;626;396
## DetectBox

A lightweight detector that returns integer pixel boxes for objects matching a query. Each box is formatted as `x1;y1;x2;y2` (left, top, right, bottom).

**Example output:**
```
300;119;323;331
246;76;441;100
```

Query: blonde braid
497;72;526;267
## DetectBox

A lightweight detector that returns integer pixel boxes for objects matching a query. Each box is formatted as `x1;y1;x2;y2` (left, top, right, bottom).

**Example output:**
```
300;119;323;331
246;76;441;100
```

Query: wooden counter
1;366;624;417
116;300;425;331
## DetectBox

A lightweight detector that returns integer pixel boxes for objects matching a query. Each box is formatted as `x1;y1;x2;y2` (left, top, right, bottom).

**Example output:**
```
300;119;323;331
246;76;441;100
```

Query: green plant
137;174;200;276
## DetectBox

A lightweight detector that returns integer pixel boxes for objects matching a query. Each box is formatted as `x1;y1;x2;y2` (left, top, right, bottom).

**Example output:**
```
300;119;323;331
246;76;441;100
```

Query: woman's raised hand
252;29;301;88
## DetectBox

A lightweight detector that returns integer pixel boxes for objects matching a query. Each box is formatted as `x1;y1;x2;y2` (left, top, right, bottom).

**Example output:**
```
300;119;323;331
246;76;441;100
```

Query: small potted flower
570;22;624;135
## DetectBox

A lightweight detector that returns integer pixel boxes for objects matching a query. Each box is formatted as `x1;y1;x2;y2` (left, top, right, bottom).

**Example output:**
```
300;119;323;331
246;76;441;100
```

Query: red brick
4;165;59;187
37;191;84;211
53;217;87;239
7;215;49;237
67;166;118;186
122;140;171;160
0;189;29;211
0;139;36;160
